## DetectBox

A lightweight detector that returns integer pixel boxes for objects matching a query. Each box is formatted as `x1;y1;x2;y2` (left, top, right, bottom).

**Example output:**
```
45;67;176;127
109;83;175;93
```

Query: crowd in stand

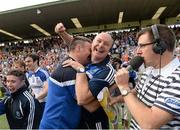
0;27;180;76
0;27;179;95
0;28;179;93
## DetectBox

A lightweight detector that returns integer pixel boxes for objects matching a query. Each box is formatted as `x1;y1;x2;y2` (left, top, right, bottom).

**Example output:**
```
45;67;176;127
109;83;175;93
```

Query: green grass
0;115;9;129
0;114;129;129
0;107;131;130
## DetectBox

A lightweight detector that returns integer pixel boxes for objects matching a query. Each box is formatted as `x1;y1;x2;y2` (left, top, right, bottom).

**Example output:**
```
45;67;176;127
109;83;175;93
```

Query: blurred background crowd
0;27;179;77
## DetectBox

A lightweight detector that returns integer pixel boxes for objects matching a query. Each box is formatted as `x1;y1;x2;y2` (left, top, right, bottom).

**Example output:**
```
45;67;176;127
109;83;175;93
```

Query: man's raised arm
54;23;74;44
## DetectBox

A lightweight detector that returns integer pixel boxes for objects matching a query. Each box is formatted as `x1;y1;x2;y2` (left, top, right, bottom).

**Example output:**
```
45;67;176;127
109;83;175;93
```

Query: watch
77;67;85;73
120;88;131;96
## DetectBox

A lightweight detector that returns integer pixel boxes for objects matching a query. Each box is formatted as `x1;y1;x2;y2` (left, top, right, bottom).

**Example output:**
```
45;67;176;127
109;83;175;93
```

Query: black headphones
151;24;167;55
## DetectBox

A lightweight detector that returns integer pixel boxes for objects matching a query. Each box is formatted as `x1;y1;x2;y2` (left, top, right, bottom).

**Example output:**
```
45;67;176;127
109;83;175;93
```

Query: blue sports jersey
86;56;116;98
26;67;49;86
26;67;49;101
79;56;116;129
39;59;81;129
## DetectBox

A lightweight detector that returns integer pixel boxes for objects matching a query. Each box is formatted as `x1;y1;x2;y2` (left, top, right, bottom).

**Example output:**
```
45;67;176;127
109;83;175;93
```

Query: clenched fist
54;23;66;34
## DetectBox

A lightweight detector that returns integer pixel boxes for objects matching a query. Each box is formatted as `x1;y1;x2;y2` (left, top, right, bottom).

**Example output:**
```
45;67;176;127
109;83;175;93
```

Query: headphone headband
151;24;167;55
151;24;160;41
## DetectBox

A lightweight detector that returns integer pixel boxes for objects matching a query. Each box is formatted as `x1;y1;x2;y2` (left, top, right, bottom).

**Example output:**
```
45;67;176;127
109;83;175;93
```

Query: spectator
56;23;116;129
39;36;91;129
0;70;42;129
25;54;49;110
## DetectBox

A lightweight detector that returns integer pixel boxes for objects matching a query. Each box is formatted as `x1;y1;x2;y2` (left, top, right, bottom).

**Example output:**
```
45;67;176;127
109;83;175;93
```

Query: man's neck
154;53;174;69
69;53;78;62
31;66;39;72
91;57;106;64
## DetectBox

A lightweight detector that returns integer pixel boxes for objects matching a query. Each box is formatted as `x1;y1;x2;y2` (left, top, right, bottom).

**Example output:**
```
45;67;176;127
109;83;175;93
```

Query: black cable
139;54;162;100
156;54;162;98
139;75;160;100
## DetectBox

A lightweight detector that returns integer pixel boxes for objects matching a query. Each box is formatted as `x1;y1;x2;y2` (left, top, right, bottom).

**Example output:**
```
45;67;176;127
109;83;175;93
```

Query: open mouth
8;87;15;93
87;55;91;60
137;52;142;55
95;48;104;53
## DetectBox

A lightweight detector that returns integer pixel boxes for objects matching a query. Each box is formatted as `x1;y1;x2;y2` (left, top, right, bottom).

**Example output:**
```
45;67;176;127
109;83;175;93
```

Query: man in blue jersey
39;36;92;129
115;24;180;129
56;23;116;129
25;54;49;110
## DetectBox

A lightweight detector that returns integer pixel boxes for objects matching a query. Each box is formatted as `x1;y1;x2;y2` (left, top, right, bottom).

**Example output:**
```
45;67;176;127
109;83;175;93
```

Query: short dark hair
26;54;40;66
69;36;92;51
7;69;26;81
137;24;176;52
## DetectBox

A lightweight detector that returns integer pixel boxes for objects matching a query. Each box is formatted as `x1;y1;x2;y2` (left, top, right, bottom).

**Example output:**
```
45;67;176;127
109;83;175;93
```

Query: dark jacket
0;85;43;129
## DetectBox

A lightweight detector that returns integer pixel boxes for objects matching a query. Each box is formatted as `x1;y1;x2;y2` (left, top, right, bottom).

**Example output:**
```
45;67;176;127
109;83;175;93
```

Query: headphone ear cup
151;24;167;55
152;40;167;55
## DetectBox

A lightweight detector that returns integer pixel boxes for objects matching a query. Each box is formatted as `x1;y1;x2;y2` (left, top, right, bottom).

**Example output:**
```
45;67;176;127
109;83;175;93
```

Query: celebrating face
6;75;25;93
91;32;113;63
25;57;37;71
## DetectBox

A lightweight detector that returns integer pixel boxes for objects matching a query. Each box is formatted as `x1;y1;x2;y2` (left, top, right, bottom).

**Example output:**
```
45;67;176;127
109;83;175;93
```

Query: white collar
145;57;180;78
33;67;40;73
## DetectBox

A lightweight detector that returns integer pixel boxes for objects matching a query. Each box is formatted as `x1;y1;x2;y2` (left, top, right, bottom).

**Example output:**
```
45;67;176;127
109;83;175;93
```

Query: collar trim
146;57;180;77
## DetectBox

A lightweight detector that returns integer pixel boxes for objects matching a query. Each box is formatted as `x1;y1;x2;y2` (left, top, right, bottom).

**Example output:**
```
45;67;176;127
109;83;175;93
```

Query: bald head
95;32;113;47
91;32;113;63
